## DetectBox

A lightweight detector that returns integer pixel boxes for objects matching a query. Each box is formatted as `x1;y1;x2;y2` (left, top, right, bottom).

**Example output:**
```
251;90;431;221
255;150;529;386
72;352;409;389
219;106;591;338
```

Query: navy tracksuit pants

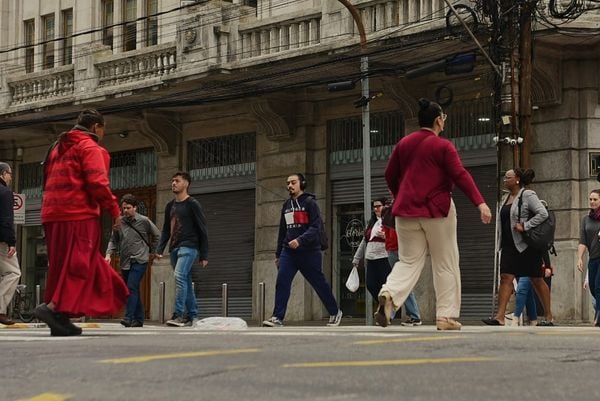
273;248;339;320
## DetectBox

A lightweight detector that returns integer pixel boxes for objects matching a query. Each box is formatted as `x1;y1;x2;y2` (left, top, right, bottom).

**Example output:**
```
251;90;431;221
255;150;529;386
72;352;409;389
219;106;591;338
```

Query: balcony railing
238;12;321;59
8;66;74;106
96;44;177;88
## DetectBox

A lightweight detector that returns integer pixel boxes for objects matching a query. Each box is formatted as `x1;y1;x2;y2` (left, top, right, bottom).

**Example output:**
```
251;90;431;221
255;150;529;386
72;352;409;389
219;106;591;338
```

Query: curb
0;322;102;329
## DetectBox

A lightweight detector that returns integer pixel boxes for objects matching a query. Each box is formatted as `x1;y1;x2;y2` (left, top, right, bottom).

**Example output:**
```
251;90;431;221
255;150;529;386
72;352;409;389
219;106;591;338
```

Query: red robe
42;128;128;316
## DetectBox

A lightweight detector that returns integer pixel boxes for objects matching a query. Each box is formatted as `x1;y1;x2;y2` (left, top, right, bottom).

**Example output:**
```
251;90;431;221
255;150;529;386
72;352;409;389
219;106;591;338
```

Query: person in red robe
35;109;128;336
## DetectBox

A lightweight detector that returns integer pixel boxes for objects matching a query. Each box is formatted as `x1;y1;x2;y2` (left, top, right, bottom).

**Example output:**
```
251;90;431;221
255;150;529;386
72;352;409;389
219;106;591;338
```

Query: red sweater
42;128;120;223
385;129;485;218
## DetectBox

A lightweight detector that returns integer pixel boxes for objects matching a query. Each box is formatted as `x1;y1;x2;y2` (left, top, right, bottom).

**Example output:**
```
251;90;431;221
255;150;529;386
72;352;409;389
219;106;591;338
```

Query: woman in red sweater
374;98;492;330
36;109;128;336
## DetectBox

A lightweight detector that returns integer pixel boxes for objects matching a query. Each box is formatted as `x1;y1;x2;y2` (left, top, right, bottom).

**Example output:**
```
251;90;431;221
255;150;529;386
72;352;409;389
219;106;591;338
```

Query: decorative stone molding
136;110;180;155
386;78;419;119
532;62;562;107
248;99;295;141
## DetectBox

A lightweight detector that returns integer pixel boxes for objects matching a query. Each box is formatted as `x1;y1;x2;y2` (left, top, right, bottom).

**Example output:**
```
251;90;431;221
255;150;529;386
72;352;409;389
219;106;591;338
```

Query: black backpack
305;197;328;251
517;192;557;255
318;217;329;251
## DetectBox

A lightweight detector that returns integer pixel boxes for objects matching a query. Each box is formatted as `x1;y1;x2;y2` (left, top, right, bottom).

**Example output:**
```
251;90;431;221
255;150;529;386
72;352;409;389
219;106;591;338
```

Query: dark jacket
157;197;209;260
276;192;321;257
0;178;15;246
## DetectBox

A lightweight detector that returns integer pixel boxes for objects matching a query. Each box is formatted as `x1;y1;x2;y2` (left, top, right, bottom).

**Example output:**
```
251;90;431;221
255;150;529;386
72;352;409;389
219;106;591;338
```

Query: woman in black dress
483;168;554;326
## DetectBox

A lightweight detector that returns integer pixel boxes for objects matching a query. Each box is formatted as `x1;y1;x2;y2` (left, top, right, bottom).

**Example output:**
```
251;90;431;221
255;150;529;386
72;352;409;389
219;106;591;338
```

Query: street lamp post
336;0;373;325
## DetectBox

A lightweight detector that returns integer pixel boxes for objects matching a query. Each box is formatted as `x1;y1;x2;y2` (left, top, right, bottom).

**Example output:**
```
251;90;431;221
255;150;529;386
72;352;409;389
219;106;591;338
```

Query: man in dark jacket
262;173;342;327
0;162;21;325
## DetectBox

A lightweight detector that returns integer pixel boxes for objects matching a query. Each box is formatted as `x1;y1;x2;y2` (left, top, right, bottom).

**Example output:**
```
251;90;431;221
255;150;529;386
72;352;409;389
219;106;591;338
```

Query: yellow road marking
99;348;260;364
15;393;71;401
77;323;100;328
283;356;495;368
3;323;31;329
354;335;463;345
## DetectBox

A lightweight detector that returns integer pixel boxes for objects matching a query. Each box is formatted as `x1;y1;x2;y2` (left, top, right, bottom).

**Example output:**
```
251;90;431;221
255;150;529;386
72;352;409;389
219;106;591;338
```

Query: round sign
344;219;364;248
13;193;24;210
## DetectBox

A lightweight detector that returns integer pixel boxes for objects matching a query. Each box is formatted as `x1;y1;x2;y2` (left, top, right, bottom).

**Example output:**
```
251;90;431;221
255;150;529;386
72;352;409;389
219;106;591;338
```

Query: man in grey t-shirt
106;194;160;327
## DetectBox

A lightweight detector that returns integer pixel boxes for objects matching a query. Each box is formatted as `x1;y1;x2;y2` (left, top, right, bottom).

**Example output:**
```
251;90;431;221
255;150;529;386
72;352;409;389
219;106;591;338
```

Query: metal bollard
159;281;165;324
35;284;41;307
221;283;228;317
258;282;265;326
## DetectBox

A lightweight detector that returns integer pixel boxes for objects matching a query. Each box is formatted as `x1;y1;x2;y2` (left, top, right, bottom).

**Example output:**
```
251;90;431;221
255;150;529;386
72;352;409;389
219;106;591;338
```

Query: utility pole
519;2;534;169
336;0;373;325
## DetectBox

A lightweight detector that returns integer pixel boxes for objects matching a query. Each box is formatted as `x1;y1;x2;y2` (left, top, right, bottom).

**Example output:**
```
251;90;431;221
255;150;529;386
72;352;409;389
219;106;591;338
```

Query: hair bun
418;98;430;110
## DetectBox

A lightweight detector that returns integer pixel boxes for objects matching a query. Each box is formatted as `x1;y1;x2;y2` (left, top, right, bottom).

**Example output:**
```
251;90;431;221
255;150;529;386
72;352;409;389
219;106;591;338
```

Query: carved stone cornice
532;62;561;107
385;78;420;119
136;110;180;155
248;98;295;141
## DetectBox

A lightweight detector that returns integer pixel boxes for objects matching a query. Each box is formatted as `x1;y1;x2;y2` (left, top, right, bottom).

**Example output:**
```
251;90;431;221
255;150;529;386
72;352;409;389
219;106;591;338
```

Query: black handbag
517;190;555;251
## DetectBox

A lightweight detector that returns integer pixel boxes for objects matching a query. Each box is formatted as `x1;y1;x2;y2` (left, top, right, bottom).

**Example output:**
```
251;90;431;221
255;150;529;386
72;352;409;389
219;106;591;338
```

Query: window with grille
24;19;35;73
146;0;158;47
109;148;157;190
102;0;114;50
123;0;137;52
42;14;55;70
327;111;404;164
19;162;43;199
187;133;256;180
62;9;73;65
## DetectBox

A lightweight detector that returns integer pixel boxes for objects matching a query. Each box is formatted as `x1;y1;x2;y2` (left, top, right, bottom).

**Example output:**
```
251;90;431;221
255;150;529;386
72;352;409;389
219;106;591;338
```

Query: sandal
481;317;504;326
436;317;462;331
537;320;556;327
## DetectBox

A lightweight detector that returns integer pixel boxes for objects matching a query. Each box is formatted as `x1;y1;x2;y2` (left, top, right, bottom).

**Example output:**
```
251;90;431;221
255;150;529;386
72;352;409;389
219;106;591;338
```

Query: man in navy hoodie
263;173;342;327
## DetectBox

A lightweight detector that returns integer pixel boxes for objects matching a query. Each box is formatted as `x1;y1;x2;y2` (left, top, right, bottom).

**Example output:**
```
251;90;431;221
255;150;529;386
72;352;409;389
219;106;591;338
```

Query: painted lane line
99;348;260;364
15;392;71;401
353;335;464;345
283;356;496;368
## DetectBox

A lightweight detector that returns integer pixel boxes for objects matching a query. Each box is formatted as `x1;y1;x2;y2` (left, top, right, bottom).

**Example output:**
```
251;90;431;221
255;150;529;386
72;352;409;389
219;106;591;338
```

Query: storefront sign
13;193;25;225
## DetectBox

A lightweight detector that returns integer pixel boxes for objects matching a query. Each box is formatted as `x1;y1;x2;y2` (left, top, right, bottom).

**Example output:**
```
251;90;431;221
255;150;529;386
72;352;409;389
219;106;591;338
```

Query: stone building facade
0;0;598;323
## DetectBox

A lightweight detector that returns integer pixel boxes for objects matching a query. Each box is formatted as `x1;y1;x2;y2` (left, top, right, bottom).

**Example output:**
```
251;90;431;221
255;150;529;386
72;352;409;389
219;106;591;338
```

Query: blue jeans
513;277;537;320
170;247;199;319
387;251;421;320
273;248;338;320
588;258;600;324
121;261;148;322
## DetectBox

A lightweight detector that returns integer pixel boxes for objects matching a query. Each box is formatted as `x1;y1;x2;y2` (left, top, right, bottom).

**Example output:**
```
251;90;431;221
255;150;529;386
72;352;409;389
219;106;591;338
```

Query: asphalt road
2;321;600;401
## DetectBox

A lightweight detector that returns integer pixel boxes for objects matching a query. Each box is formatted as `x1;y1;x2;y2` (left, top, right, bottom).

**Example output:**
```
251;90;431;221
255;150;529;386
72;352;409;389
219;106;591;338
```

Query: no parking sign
13;193;25;225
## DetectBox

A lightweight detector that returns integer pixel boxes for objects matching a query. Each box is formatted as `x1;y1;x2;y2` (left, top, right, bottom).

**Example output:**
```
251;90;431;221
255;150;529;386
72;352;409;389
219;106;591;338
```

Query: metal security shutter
192;189;255;318
331;177;390;205
455;164;497;319
24;198;42;226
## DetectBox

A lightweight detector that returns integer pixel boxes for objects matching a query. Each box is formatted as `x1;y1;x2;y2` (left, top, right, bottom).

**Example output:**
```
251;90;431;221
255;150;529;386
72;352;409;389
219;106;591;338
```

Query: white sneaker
262;317;283;327
327;310;343;327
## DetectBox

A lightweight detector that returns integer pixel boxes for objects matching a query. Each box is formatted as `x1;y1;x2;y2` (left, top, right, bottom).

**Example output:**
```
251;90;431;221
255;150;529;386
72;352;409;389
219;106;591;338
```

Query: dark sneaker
34;304;70;336
130;320;144;328
262;317;283;327
326;310;343;327
401;317;422;327
120;319;132;327
54;313;83;336
166;316;186;327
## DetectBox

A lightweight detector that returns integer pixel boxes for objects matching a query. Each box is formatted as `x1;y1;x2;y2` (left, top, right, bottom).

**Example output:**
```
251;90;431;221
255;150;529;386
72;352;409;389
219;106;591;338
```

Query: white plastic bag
193;317;248;330
345;265;359;293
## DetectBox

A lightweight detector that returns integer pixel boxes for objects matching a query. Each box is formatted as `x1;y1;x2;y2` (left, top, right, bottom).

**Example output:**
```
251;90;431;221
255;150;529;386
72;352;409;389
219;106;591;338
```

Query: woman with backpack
483;168;555;326
576;189;600;327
